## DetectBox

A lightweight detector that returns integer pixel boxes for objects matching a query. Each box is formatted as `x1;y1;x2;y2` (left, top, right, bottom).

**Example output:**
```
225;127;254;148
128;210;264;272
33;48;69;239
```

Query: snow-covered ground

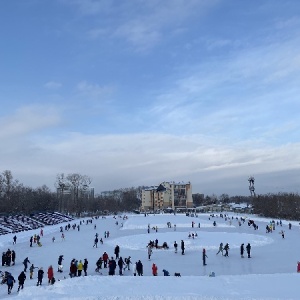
0;212;299;299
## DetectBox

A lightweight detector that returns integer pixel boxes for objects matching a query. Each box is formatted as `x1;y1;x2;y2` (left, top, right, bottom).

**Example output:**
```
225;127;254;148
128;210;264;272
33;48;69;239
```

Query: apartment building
141;181;193;211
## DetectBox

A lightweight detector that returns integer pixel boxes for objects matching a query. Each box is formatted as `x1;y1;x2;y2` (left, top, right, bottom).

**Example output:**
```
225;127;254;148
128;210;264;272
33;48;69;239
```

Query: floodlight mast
248;176;256;197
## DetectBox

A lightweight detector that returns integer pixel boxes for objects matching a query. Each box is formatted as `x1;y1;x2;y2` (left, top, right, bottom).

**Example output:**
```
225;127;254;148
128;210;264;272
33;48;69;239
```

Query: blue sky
1;0;300;195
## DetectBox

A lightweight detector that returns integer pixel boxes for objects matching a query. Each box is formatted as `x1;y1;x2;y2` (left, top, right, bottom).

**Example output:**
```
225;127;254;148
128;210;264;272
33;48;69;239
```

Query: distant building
141;181;193;211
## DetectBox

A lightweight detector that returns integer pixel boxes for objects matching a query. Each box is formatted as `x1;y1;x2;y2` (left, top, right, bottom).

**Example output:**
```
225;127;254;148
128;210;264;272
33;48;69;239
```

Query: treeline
252;193;300;220
1;170;300;219
0;170;140;215
193;191;300;220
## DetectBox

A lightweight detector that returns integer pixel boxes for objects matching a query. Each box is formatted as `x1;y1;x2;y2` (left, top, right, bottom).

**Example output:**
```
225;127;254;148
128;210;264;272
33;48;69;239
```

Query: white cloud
61;0;112;15
1;131;300;195
0;105;61;139
86;28;107;39
114;20;161;52
75;0;219;51
44;81;62;89
77;81;114;100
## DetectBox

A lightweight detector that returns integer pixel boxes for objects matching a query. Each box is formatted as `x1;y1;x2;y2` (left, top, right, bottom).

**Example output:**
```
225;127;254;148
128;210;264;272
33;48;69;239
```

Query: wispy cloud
2;131;300;194
113;0;218;52
144;32;300;140
64;0;219;52
60;0;112;15
0;106;61;140
86;28;107;39
44;81;62;89
77;81;114;101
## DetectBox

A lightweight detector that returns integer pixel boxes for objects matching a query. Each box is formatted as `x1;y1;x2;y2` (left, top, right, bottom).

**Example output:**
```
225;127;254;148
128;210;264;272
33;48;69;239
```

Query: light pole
248;176;256;197
59;182;65;213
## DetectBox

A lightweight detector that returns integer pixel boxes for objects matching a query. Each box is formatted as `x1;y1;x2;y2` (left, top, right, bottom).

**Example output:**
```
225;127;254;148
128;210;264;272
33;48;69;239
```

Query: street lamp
248;176;256;197
58;182;66;213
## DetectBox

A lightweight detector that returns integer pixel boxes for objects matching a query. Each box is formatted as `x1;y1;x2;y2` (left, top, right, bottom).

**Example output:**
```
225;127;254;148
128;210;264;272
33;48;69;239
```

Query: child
30;264;37;279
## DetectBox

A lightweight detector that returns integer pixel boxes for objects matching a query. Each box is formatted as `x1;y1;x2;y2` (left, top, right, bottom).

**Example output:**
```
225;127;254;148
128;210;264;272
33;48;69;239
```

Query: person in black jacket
6;249;12;266
6;273;15;294
136;260;143;276
37;268;44;286
181;240;185;255
108;257;116;275
240;243;244;258
114;245;120;259
118;257;124;275
174;241;178;253
224;243;230;257
23;257;30;272
202;248;208;266
246;243;251;258
2;252;6;266
83;258;88;276
17;271;26;291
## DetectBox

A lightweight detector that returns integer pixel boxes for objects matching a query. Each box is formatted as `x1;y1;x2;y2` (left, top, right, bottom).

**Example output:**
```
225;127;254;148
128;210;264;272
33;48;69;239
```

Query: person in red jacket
152;263;158;276
47;265;54;284
102;252;109;268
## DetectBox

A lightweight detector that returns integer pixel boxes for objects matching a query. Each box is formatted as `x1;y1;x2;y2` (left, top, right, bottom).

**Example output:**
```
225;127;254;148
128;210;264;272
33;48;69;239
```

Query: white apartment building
141;181;193;211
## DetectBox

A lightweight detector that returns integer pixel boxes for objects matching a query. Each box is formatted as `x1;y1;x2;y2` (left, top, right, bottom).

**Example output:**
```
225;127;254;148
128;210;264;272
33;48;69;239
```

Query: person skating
103;252;109;268
58;255;64;273
70;259;77;278
13;235;17;245
47;265;54;284
6;273;15;294
181;240;185;255
136;260;143;276
69;261;77;278
216;243;224;255
93;237;98;248
23;257;30;272
147;244;152;260
174;241;178;253
29;264;37;279
17;271;26;292
2;252;6;266
77;260;83;276
96;257;103;272
133;262;137;276
202;248;208;266
240;243;244;258
37;267;44;286
114;245;120;259
118;257;124;275
224;243;230;257
108;257;116;275
152;263;158;276
246;243;251;258
124;256;131;271
6;249;11;266
11;250;16;266
83;258;88;276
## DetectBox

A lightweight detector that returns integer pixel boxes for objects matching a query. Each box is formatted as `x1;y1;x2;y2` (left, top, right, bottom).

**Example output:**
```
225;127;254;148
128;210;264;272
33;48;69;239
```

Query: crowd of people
0;212;291;296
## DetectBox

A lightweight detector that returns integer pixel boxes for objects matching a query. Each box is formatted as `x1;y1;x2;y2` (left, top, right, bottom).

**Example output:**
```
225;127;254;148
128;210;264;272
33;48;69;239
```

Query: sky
1;0;300;196
0;212;300;299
